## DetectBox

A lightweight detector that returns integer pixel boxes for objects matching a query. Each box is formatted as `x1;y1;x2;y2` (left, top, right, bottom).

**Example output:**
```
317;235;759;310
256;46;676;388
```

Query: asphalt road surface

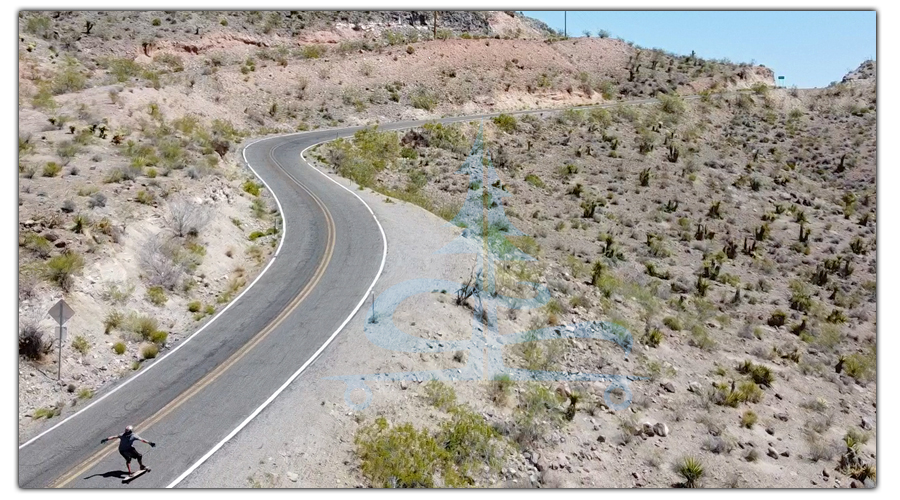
18;97;673;488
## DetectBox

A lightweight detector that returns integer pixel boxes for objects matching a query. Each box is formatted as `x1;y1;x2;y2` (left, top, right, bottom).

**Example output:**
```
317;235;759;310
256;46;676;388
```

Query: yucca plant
677;456;704;488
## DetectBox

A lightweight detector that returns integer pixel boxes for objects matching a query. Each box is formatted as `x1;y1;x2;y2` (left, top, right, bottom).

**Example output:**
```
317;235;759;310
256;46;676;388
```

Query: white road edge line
167;140;389;488
18;137;288;450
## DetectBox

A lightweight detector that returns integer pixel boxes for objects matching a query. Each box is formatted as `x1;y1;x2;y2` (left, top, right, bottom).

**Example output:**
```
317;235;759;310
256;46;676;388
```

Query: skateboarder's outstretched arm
133;434;156;447
100;433;121;444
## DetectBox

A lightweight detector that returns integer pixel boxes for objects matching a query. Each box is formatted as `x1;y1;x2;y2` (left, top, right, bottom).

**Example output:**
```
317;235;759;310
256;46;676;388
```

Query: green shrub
677;455;704;487
135;189;155;205
42;162;62;177
129;314;158;340
490;374;513;405
662;316;682;331
104;310;124;334
355;417;464;488
33;406;62;419
77;388;93;400
187;301;201;312
44;253;85;291
843;349;875;382
491;114;518;133
146;286;168;306
299;44;326;59
438;407;502;477
425;380;457;411
741;410;758;428
23;233;52;258
141;343;159;359
642;327;663;347
737;360;775;387
243;180;262;196
52;61;87;95
524;174;545;188
113;341;126;355
410;87;438;111
72;335;90;355
149;330;168;345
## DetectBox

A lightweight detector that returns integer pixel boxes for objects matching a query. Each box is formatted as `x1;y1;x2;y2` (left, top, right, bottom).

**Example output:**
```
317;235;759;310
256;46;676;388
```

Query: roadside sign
48;299;75;325
55;326;68;343
48;299;75;380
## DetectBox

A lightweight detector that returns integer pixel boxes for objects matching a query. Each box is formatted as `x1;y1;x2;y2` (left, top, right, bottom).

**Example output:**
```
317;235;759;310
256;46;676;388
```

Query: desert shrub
42;162;62;177
141;343;159;359
23;233;52;258
491;114;517;133
490;374;513;405
676;455;704;487
19;322;48;360
514;383;564;446
165;197;211;237
44;252;84;291
135;189;155;205
140;234;186;290
187;301;201;312
425;380;458;411
72;335;90;355
767;309;787;327
52;59;87;95
737;360;775;387
149;330;168;345
242;180;262;196
438;407;503;478
129;314;159;341
524;174;545;188
299;44;326;59
113;341;126;355
145;286;168;306
741;410;758;428
662;316;682;331
843;349;875;382
410;86;439;111
355;417;464;488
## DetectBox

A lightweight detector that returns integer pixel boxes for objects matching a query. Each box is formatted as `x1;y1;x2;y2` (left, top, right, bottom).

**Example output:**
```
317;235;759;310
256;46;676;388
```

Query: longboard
122;468;150;484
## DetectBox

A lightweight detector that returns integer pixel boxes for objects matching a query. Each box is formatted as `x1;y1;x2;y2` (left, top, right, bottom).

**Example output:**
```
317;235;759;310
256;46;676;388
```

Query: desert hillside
18;10;873;489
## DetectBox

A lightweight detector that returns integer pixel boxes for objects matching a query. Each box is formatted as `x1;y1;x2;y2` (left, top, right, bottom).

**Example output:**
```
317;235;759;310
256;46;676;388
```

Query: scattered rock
399;380;408;390
780;450;790;458
662;381;676;393
688;381;702;393
287;472;298;482
596;435;606;443
767;447;779;459
860;417;873;430
766;427;775;435
653;422;669;437
775;412;789;422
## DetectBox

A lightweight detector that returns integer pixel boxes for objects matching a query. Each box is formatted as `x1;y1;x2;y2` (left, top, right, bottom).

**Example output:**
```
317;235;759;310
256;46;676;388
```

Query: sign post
777;76;785;88
48;299;75;381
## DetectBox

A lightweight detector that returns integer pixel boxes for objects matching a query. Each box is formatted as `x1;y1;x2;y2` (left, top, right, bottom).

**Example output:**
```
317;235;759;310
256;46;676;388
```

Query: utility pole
564;11;567;38
433;11;437;40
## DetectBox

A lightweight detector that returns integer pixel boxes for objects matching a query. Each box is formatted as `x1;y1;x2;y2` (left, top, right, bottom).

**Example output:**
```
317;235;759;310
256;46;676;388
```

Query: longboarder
100;425;156;477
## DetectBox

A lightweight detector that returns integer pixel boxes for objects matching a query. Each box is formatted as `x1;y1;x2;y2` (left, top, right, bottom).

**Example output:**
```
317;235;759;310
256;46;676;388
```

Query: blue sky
522;10;876;88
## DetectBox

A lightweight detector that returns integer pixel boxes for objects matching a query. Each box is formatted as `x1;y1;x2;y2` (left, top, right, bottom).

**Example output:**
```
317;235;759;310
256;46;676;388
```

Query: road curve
18;96;681;488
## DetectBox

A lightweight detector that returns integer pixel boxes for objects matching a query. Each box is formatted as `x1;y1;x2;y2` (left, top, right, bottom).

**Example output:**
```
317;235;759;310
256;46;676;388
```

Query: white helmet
124;425;134;433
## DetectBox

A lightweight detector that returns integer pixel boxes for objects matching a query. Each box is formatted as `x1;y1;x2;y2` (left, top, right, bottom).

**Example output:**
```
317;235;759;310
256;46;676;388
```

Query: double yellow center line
51;142;336;488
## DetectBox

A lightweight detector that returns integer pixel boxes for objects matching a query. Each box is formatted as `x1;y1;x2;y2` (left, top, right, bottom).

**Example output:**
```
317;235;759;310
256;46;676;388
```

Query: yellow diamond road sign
48;299;75;325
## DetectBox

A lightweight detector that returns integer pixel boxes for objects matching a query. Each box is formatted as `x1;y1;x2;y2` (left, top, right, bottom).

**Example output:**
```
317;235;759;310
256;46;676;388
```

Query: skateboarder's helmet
125;425;133;433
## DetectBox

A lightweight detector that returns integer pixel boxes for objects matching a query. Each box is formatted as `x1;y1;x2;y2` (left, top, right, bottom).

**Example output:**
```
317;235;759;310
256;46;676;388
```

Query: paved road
18;96;676;488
